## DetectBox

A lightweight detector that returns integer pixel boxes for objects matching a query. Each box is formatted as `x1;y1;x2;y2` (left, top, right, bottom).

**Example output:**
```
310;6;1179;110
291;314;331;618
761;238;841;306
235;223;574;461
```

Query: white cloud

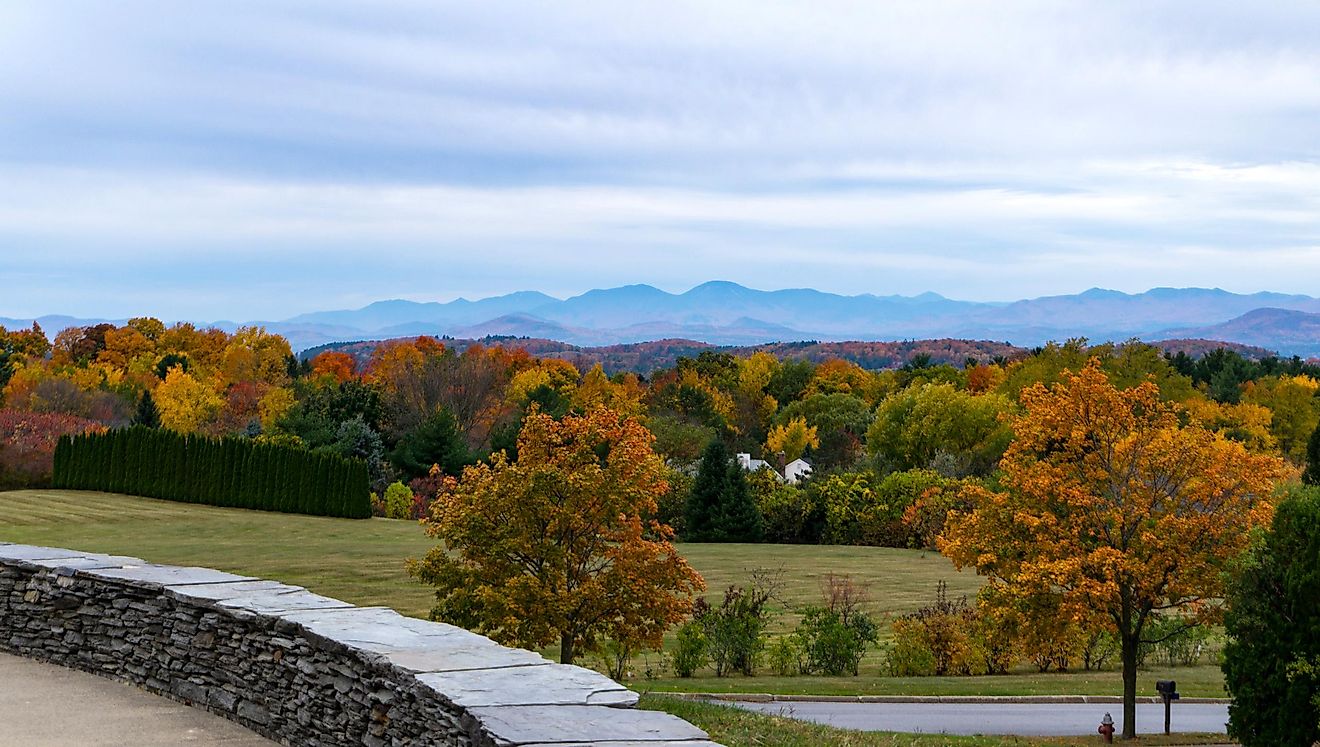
0;1;1319;317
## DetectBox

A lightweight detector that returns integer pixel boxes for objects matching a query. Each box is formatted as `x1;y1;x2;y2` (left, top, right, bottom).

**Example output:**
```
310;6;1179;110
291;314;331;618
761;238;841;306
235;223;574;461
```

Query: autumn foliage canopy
940;361;1289;736
409;406;705;665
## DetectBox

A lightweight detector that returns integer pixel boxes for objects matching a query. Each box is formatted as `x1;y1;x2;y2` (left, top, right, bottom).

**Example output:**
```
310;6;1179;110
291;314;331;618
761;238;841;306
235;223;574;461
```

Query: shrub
0;409;103;489
382;481;414;519
751;469;824;544
821;469;950;547
766;634;805;676
672;621;708;678
797;607;879;676
697;583;774;676
886;581;976;676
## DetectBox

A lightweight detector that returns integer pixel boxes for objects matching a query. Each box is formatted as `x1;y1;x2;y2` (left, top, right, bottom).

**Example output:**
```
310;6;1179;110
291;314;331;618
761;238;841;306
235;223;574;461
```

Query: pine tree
686;439;732;542
684;438;763;542
132;390;161;428
717;460;763;542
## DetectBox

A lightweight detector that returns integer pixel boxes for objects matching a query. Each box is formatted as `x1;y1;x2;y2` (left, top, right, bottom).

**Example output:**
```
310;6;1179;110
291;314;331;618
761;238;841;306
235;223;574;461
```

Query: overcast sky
2;1;1319;320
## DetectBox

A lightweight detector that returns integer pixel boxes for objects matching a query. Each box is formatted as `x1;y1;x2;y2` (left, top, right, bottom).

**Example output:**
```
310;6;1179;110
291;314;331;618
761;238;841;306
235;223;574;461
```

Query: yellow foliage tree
409;406;704;665
1243;374;1320;464
765;416;819;462
154;366;223;433
940;361;1287;738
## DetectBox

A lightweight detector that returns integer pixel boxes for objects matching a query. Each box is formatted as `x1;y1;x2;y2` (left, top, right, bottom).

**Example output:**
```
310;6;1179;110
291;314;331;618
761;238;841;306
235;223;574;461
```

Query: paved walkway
0;652;273;746
729;698;1229;737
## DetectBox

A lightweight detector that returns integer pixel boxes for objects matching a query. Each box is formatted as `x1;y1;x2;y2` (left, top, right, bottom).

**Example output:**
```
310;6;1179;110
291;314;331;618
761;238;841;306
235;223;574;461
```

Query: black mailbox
1155;680;1180;735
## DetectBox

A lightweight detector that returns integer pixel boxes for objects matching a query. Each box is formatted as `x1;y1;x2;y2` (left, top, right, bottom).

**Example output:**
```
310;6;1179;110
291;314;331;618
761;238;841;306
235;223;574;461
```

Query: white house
736;452;813;484
783;458;813;485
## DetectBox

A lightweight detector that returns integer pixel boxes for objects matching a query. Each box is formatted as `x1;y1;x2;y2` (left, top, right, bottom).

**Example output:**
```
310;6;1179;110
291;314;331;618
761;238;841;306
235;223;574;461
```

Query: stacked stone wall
0;543;718;746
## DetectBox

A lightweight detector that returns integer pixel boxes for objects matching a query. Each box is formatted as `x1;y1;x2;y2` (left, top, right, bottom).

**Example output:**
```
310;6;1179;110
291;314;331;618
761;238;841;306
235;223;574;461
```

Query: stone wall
0;542;719;746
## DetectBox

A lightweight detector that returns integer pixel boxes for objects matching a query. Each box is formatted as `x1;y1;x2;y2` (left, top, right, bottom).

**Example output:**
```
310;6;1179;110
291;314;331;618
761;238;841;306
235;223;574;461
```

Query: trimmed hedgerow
52;426;370;519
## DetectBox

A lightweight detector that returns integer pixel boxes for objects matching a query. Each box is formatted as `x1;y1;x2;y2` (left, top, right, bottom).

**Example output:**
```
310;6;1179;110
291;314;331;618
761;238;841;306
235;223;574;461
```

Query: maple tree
409;406;704;665
940;361;1288;738
153;366;223;433
765;416;818;462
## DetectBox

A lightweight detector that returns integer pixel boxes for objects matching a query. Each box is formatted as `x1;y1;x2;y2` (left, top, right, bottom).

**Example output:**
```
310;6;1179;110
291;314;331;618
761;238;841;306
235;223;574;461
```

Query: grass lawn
639;696;1233;746
0;489;1228;701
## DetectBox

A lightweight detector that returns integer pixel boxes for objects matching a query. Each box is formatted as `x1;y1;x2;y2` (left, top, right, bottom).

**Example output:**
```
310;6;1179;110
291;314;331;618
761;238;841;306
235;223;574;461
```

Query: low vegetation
639;695;1232;746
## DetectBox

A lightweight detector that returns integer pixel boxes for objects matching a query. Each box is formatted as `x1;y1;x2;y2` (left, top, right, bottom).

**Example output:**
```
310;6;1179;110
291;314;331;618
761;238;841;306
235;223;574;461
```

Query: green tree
391;408;471;479
867;383;1011;477
132;390;161;428
1305;423;1320;486
685;439;762;542
1223;486;1320;746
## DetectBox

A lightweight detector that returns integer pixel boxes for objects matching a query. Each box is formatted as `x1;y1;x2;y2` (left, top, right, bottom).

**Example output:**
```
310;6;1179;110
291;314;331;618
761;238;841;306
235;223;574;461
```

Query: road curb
654;692;1231;705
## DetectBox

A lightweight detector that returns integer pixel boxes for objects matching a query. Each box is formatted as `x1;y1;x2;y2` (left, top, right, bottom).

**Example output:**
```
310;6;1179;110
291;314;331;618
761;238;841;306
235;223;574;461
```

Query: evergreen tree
1224;486;1320;746
132;390;161;428
1305;423;1320;486
685;438;731;541
718;459;763;542
391;408;471;480
684;439;764;542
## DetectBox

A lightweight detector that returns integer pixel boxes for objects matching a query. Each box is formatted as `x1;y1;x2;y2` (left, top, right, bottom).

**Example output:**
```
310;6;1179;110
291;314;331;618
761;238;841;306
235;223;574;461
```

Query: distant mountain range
5;283;1320;357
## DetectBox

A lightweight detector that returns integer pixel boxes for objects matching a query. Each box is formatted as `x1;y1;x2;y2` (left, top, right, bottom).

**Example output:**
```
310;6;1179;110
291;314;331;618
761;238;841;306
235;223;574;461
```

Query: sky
2;1;1319;320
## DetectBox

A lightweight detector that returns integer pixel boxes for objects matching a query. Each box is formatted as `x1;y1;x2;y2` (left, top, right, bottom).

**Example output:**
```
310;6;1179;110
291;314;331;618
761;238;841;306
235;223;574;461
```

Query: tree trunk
560;632;575;665
1121;629;1139;739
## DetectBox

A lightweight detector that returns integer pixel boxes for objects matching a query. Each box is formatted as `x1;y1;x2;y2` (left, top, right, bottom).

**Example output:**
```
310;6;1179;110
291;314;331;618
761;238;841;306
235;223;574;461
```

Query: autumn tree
153;366;223;433
940;361;1287;739
408;406;704;665
310;351;357;384
867;383;1012;477
766;416;818;463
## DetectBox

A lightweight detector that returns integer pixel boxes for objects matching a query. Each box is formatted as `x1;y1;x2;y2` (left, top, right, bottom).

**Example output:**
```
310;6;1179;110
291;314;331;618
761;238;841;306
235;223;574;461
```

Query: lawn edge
655;692;1231;705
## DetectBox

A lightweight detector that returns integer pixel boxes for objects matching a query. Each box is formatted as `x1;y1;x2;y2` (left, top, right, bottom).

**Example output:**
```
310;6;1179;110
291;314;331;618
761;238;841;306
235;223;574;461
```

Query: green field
0;490;1228;699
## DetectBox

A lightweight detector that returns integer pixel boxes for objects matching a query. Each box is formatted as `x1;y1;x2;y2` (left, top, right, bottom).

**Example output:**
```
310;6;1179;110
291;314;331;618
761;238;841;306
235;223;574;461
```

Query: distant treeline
53;427;371;518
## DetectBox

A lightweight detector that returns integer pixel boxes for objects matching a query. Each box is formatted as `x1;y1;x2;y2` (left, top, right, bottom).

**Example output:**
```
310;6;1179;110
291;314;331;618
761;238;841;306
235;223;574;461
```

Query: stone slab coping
0;543;721;746
668;692;1231;705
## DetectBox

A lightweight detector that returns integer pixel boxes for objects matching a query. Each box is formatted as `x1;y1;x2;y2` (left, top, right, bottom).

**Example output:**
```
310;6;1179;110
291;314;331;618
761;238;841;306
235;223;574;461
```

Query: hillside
1160;308;1320;357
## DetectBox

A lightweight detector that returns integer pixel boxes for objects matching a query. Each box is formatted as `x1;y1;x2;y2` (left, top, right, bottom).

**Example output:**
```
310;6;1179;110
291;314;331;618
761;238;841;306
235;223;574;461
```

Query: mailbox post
1155;680;1180;734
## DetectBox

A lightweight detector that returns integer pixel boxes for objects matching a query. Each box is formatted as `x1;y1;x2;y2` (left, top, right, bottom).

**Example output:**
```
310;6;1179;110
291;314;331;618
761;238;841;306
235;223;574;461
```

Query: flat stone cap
467;705;710;745
418;663;637;708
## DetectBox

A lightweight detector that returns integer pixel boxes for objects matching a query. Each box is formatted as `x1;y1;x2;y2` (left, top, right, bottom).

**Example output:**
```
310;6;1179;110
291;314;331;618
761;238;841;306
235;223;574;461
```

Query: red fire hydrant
1098;712;1115;743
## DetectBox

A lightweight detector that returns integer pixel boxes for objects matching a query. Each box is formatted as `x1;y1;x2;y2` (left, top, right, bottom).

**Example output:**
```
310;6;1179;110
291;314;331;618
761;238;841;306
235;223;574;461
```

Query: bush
0;409;103;489
751;469;824;544
766;634;805;676
797;607;879;676
382;481;414;519
672;621;708;678
697;583;774;676
885;582;976;676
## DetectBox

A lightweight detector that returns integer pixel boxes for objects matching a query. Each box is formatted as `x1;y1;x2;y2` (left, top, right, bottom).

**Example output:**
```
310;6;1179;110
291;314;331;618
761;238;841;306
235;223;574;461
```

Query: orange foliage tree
940;361;1287;738
309;351;357;383
409;406;704;665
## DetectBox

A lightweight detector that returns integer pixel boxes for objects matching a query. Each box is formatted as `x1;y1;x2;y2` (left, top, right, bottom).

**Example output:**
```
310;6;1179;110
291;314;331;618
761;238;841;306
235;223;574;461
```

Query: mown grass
639;696;1234;746
0;489;1228;701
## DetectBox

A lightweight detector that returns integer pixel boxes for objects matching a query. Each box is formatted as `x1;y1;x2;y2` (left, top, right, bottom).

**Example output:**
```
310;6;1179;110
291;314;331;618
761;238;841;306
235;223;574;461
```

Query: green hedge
52;427;371;518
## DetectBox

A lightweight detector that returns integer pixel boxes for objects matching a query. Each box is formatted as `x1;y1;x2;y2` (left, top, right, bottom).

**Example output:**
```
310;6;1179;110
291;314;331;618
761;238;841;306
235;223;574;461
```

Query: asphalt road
0;652;273;746
728;699;1230;737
